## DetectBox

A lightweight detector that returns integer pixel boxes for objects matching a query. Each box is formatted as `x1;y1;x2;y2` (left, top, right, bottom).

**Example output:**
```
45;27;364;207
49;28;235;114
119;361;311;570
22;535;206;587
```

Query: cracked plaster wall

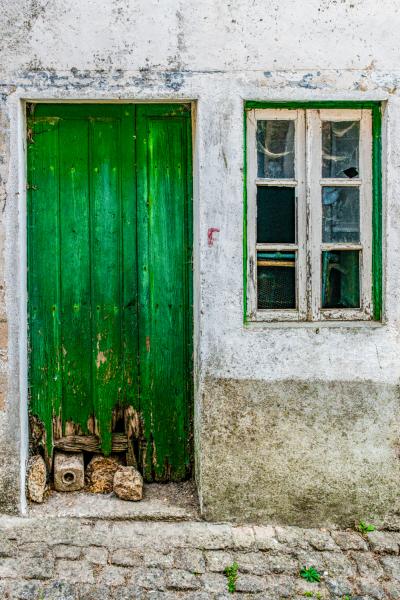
1;0;400;523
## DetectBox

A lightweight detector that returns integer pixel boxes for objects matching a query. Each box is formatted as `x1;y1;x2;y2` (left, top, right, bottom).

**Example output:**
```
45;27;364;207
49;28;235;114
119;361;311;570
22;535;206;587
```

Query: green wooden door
27;104;192;481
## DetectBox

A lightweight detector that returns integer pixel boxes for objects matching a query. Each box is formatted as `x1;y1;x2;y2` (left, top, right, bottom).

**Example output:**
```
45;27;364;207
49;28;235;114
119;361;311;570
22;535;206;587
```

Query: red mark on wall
208;227;220;247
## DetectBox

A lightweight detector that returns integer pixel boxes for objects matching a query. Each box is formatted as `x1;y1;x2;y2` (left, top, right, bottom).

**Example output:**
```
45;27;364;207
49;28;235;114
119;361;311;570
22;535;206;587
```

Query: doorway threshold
28;481;200;521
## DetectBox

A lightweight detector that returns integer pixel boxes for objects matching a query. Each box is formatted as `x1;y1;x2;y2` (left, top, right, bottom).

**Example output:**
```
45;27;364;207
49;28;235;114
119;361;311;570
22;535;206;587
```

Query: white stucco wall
1;0;400;523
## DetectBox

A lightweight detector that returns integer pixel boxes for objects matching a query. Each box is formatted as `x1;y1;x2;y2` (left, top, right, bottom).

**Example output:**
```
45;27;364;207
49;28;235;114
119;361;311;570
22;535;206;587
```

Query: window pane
257;252;296;309
322;121;360;178
257;186;296;244
322;187;360;243
321;250;360;308
257;120;295;178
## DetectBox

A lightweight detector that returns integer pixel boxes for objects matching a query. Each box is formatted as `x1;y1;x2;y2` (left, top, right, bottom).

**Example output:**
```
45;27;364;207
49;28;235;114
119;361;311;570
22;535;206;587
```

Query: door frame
15;98;197;513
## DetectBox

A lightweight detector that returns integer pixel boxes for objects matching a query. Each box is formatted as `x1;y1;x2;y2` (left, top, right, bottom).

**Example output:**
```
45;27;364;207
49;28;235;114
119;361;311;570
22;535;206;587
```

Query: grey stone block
83;546;108;565
55;560;94;584
368;531;399;554
234;573;267;593
204;550;233;572
172;549;205;573
110;548;143;567
331;530;368;551
97;565;128;586
53;545;82;560
165;569;202;590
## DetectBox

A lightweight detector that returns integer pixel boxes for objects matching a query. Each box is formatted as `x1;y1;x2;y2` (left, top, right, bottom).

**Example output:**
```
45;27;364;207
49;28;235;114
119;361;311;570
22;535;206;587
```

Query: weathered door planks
27;104;192;481
136;105;193;480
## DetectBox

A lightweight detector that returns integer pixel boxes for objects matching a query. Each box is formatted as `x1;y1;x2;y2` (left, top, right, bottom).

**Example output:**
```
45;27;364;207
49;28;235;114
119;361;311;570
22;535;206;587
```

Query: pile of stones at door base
26;452;143;504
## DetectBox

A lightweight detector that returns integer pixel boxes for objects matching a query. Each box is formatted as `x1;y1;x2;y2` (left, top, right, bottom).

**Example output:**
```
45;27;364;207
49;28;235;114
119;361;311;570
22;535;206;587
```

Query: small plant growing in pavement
300;566;321;582
343;596;352;600
304;592;323;599
224;561;239;593
304;593;314;597
357;520;375;535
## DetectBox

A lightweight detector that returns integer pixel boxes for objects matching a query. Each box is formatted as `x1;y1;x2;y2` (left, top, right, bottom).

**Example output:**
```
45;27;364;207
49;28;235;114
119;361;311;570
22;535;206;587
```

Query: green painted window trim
243;101;383;322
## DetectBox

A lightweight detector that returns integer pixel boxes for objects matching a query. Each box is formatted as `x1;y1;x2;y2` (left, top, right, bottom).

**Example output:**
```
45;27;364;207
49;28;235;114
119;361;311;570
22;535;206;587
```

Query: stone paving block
350;551;385;578
263;574;296;597
17;542;51;557
0;558;20;578
0;557;55;580
204;550;233;572
7;580;44;600
383;580;400;599
111;547;143;566
79;584;113;600
110;586;145;599
275;527;310;550
380;555;400;580
304;529;339;551
325;576;353;597
188;523;233;551
144;550;174;569
368;531;399;554
55;559;94;584
252;526;276;551
172;548;205;573
235;551;298;575
295;550;325;572
129;568;166;590
9;580;78;600
53;545;82;560
144;593;183;600
83;546;108;565
357;577;386;599
43;581;78;600
166;569;202;590
231;526;255;549
0;536;16;557
97;565;128;586
234;573;267;592
331;530;368;551
200;572;229;594
322;551;355;577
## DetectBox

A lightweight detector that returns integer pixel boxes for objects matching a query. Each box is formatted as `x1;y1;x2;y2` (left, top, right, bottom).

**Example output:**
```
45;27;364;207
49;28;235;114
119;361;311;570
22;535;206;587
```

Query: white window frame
246;107;373;322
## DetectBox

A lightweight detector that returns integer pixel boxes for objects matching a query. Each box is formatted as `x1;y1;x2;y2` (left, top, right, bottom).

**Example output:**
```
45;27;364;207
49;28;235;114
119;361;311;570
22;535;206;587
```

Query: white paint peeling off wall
1;0;400;523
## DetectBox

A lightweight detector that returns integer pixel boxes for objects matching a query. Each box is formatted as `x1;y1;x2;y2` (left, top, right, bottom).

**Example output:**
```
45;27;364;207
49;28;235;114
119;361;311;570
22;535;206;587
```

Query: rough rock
53;452;84;492
27;455;47;503
85;455;121;494
113;466;143;501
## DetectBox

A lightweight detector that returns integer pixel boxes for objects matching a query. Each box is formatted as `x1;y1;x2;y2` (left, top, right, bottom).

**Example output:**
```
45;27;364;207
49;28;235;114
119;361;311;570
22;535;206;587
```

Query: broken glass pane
257;252;296;309
257;186;296;244
257;120;295;178
321;250;360;308
322;121;360;179
322;187;360;243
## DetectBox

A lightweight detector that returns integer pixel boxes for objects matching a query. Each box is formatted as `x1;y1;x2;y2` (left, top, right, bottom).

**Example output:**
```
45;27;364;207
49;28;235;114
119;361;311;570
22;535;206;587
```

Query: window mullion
306;110;322;321
296;109;307;320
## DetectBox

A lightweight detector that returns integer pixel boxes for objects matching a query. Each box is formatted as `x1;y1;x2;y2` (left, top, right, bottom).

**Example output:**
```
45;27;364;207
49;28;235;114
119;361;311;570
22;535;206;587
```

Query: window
246;107;376;322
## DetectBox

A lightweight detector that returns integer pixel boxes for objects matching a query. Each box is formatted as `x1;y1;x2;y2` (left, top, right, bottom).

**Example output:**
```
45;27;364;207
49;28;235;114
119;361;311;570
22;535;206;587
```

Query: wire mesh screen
257;253;296;309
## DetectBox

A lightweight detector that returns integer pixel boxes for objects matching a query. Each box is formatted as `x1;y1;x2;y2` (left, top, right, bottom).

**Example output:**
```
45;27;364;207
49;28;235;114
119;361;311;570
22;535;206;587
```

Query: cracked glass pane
322;120;360;179
257;120;295;178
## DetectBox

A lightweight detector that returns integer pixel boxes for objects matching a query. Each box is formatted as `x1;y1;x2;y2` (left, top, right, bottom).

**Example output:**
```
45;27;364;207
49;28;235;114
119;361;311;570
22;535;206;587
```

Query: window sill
243;319;384;331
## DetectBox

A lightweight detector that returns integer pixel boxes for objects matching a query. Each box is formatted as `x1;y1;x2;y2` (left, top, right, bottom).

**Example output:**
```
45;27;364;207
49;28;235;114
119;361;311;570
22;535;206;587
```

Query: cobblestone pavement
0;517;400;599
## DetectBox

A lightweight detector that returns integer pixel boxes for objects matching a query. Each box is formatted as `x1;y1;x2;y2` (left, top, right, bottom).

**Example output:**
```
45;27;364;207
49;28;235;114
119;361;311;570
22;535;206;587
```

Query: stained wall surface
1;0;400;524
